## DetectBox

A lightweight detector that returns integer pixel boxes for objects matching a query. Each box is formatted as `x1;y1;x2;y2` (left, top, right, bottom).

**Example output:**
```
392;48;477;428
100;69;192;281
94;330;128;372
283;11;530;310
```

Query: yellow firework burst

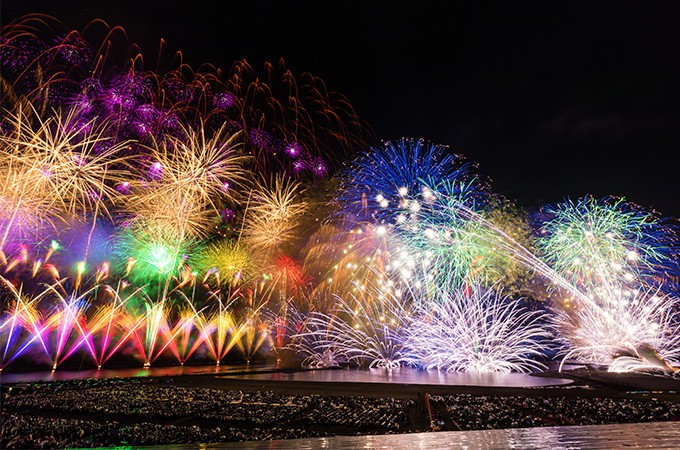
242;172;309;254
196;239;259;287
0;103;132;247
127;121;251;238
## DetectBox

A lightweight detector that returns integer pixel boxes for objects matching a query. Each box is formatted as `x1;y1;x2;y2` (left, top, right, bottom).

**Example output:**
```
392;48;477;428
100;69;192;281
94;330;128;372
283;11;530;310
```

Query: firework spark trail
231;284;279;364
302;217;419;313
87;281;147;368
135;260;202;367
0;277;99;371
149;280;212;365
35;281;102;369
0;278;51;370
279;303;347;368
194;276;245;364
215;59;373;174
204;306;240;364
409;183;603;311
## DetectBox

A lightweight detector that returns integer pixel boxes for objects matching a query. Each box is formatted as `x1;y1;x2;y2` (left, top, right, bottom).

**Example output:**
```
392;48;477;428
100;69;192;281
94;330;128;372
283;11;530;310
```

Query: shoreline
2;367;680;449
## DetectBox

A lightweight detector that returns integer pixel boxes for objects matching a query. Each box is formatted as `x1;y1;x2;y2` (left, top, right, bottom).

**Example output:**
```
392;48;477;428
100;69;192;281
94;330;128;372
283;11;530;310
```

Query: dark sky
3;2;680;218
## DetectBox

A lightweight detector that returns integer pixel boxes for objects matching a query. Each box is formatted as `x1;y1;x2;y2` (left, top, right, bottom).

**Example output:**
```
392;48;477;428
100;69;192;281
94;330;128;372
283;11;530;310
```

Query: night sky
3;1;680;218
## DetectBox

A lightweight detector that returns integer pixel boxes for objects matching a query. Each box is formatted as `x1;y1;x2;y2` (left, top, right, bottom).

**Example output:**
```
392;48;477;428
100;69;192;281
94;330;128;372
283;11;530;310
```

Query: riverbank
1;367;679;448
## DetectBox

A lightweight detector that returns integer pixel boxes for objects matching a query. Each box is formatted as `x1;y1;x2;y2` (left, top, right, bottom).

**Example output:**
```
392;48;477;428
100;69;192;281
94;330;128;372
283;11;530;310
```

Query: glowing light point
149;161;164;180
76;261;86;275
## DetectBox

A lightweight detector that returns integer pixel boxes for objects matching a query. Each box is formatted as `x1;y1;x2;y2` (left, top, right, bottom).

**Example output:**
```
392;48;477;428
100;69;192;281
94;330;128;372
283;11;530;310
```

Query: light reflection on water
221;366;573;387
202;421;680;449
0;363;275;384
0;364;573;387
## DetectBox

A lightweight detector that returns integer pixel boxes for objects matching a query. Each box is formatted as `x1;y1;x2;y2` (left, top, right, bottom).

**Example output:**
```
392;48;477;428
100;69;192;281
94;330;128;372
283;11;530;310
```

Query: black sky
2;1;680;218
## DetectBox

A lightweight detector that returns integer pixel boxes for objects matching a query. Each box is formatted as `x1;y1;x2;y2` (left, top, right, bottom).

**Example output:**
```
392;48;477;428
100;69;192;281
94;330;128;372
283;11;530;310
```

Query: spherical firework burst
114;224;196;284
334;137;480;223
535;195;678;291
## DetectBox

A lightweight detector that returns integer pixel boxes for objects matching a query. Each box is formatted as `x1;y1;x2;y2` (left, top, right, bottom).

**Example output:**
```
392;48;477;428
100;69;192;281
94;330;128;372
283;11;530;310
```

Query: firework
334;137;480;224
285;306;349;369
536;196;680;372
259;254;313;308
212;58;374;174
406;283;552;374
126;121;250;239
295;276;416;369
0;104;131;250
195;239;258;288
553;284;680;373
114;224;195;285
0;276;51;370
536;195;678;292
2;12;680;378
242;172;309;254
86;281;148;369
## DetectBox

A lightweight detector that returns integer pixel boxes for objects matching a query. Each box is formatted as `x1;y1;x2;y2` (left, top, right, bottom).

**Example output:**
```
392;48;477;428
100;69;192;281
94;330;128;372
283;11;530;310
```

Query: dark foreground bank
1;368;680;449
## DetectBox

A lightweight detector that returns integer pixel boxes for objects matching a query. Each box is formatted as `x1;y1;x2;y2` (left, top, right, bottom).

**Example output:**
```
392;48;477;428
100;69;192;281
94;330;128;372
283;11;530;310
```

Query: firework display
535;196;680;371
0;15;679;376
